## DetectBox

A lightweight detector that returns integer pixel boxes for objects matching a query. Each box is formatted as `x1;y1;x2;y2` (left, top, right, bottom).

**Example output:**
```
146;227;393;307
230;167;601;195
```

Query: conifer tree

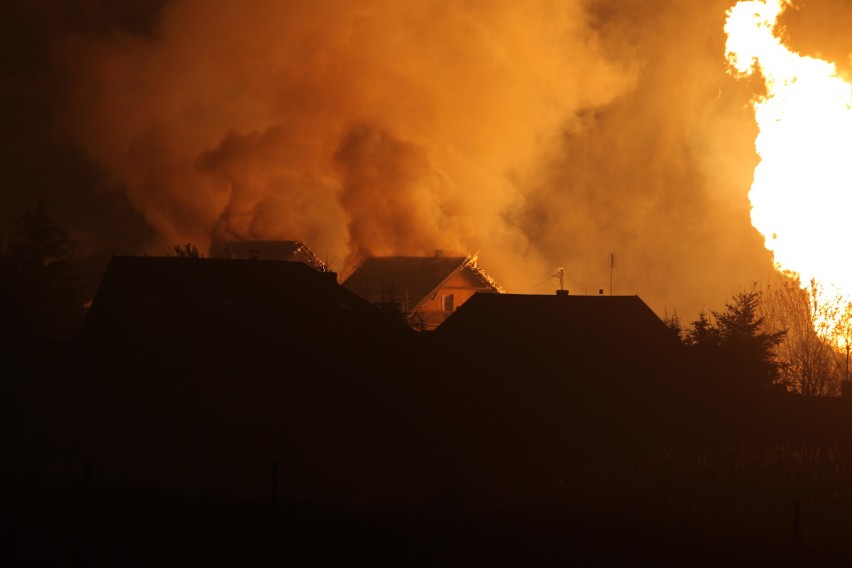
712;288;786;391
0;199;84;341
683;287;786;392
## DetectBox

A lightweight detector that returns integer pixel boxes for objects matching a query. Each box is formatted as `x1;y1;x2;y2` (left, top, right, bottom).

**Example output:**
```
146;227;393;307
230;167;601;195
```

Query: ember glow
725;0;852;335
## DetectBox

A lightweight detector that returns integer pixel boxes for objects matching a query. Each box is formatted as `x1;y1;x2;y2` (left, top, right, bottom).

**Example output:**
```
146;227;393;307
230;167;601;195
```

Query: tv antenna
609;253;615;296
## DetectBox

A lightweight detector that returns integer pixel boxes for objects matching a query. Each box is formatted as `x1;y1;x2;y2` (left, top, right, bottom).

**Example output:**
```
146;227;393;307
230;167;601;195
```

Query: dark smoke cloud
57;0;631;279
5;0;849;317
333;124;458;269
197;124;347;263
519;0;778;316
0;1;167;251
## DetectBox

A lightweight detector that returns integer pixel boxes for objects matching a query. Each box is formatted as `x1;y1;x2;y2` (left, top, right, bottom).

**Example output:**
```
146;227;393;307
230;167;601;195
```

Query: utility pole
610;253;615;296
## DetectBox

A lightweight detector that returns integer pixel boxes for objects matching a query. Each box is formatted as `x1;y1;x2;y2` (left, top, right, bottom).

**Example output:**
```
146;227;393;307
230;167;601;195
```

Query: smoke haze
59;0;631;282
4;0;849;319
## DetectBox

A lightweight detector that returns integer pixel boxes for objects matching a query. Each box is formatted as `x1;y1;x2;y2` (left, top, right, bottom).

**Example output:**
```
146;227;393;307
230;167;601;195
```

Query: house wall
413;268;497;329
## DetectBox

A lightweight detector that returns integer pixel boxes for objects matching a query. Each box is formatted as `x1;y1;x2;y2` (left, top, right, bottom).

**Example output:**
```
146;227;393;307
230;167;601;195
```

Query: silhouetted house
81;256;402;356
436;292;677;353
434;291;684;382
430;291;691;451
342;253;504;330
77;257;467;504
213;240;327;272
78;248;139;309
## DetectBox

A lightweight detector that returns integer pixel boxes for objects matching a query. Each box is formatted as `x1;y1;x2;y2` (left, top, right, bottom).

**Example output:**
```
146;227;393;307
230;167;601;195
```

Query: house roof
434;292;681;364
212;240;327;271
425;293;697;475
75;258;473;504
78;248;136;305
81;256;410;354
342;255;503;309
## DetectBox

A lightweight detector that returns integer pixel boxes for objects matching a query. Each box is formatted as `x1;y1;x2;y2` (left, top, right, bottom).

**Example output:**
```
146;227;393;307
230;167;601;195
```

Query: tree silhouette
171;243;202;258
0;199;84;341
662;312;684;341
686;310;722;351
714;288;786;391
761;277;848;396
375;286;407;324
683;288;786;393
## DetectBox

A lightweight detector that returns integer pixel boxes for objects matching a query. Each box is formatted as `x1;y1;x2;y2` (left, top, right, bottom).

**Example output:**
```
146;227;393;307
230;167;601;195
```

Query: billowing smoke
332;124;454;269
58;0;631;281
518;1;779;315
10;0;843;318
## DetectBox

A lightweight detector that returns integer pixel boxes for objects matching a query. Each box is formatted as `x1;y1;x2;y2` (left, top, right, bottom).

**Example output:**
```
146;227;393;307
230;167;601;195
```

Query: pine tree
662;312;684;341
713;288;786;391
683;288;786;392
0;199;84;341
686;310;722;350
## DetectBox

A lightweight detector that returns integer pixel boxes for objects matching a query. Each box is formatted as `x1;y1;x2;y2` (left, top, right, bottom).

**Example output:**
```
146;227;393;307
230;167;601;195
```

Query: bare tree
761;277;850;396
171;243;202;258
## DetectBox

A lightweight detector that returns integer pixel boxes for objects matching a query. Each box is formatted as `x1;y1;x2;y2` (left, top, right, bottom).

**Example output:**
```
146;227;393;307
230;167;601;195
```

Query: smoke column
51;0;851;317
59;0;630;280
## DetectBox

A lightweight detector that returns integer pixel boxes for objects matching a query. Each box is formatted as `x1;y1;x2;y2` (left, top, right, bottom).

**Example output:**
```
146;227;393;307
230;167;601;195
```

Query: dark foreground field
6;440;852;565
5;337;852;565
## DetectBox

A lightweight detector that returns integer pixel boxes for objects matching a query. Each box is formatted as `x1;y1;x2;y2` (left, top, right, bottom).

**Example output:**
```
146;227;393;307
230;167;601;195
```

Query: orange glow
725;0;852;339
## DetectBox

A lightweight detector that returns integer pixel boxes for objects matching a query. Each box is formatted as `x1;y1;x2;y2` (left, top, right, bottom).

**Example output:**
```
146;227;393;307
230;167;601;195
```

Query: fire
725;0;852;339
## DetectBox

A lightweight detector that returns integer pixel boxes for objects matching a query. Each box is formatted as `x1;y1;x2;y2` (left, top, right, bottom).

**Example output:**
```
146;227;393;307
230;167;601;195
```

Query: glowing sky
3;0;850;319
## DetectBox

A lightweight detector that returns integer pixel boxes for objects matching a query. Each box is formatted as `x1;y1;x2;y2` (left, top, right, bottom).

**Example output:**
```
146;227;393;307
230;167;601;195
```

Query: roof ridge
463;255;506;294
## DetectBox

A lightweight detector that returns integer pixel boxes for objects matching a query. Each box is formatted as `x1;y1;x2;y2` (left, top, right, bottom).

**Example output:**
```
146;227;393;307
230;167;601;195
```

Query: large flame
725;0;852;335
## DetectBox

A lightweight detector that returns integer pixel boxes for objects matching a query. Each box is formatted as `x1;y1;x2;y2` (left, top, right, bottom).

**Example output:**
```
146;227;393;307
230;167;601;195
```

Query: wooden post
792;500;801;553
83;463;91;491
270;461;279;506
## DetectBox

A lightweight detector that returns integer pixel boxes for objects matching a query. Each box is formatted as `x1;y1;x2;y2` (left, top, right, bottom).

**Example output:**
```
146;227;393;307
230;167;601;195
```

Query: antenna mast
609;253;615;296
556;267;565;291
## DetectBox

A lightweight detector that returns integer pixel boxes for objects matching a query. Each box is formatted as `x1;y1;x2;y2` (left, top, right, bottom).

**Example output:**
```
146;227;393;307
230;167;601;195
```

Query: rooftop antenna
554;267;569;296
610;253;615;296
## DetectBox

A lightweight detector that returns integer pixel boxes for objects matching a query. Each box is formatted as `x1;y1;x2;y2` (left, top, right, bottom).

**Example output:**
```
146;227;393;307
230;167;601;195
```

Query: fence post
792;500;801;554
270;461;279;506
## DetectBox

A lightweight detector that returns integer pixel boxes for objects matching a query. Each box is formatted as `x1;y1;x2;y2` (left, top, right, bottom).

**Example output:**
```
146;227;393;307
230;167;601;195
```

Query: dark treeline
4;205;852;565
670;288;786;393
0;199;87;344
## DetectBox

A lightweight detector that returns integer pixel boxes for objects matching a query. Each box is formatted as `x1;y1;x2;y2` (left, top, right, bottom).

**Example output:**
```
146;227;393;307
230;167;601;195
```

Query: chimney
556;289;569;296
321;271;338;285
